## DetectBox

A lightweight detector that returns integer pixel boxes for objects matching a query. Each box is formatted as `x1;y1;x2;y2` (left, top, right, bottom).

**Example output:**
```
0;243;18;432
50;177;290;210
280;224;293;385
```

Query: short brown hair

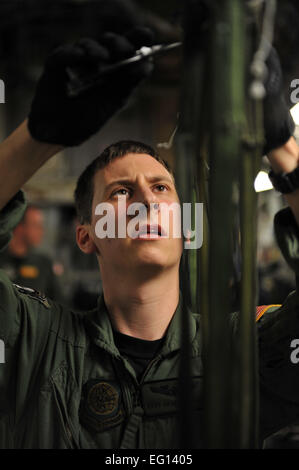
74;140;174;224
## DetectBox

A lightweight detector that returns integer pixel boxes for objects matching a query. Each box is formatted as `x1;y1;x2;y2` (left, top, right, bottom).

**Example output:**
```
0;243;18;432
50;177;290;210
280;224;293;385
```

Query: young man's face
88;153;183;277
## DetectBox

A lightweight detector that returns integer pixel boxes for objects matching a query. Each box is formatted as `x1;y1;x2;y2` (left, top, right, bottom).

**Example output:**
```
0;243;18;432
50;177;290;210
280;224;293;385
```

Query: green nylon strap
175;0;263;449
174;9;206;447
201;0;260;448
203;0;246;448
236;98;263;447
119;406;144;449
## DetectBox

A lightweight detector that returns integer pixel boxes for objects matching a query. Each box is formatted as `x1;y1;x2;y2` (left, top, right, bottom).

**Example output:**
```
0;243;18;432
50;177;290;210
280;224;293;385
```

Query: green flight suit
0;191;203;449
1;191;299;448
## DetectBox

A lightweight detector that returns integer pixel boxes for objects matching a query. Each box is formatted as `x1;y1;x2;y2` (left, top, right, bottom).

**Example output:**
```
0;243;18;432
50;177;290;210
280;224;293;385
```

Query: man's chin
132;255;167;270
128;239;182;266
129;251;180;274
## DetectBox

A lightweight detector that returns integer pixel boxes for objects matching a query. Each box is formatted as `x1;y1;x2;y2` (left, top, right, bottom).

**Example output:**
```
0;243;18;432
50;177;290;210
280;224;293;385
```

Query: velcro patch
141;377;203;417
79;379;125;433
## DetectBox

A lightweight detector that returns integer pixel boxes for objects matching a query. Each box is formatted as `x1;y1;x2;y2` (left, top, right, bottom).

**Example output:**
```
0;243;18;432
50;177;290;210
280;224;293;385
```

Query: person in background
0;205;64;302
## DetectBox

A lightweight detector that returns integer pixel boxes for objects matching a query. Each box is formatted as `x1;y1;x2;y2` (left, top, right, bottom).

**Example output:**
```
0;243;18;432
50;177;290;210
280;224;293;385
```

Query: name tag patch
141;377;203;417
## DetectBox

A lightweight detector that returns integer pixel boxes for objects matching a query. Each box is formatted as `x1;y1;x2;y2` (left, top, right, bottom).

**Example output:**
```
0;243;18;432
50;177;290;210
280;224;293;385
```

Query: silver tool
66;41;182;97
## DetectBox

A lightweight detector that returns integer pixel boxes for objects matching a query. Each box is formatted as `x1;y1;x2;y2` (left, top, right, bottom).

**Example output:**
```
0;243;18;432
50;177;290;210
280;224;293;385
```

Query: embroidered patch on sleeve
13;283;50;308
256;304;281;323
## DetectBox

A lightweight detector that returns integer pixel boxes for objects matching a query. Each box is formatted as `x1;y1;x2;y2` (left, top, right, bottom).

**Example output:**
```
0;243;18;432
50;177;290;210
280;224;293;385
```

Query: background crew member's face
77;153;183;276
14;207;44;248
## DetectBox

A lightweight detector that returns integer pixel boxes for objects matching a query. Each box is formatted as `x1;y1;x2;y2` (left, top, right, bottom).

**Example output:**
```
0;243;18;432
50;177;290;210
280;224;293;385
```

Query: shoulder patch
13;283;50;309
256;304;281;322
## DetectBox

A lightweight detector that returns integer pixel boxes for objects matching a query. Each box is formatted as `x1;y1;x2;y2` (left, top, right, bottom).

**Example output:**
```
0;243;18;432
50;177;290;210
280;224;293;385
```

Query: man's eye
113;188;130;197
155;184;168;192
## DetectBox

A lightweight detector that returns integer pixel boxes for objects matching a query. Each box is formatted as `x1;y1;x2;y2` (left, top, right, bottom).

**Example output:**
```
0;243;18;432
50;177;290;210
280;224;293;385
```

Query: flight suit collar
160;293;200;357
83;295;120;357
84;292;200;358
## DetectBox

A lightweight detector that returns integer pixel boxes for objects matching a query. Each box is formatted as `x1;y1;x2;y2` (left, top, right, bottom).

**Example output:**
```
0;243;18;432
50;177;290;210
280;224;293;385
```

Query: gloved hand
28;27;154;146
263;47;295;155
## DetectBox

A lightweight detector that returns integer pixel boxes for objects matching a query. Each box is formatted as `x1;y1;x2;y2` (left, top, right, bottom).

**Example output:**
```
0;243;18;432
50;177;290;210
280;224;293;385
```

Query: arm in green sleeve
0;193;58;429
0;191;27;252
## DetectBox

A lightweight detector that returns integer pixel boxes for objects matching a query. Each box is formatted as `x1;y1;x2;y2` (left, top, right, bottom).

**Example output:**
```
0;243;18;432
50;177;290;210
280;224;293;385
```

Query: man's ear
76;224;97;254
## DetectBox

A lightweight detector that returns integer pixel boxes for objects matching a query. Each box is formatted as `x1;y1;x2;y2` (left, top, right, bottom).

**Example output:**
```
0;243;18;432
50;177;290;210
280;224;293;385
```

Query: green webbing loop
176;0;264;449
119;406;144;449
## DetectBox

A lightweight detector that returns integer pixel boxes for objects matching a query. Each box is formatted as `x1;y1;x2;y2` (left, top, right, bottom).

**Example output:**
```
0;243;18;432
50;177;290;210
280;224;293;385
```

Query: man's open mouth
136;224;166;238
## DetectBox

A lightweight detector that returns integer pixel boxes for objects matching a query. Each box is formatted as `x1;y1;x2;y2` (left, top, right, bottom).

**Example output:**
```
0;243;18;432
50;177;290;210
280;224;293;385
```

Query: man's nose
136;186;159;211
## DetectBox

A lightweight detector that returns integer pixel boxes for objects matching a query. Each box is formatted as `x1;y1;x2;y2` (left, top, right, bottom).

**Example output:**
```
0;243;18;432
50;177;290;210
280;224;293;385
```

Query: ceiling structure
0;0;298;203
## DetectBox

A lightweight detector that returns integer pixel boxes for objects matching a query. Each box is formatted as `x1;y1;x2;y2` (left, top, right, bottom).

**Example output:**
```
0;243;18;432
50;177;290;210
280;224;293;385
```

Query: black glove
28;27;154;146
263;47;295;155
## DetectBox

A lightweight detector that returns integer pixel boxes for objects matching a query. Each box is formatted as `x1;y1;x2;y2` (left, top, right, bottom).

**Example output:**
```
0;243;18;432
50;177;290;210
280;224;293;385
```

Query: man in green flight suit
1;1;299;449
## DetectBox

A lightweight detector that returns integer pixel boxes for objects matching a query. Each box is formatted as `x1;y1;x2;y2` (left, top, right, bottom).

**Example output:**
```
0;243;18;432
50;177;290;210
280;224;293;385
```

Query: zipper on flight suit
139;354;162;386
112;356;136;415
125;354;163;412
114;354;163;448
113;353;161;413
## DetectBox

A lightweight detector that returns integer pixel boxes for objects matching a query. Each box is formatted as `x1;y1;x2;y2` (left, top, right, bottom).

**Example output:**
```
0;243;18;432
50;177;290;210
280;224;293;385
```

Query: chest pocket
141;377;203;417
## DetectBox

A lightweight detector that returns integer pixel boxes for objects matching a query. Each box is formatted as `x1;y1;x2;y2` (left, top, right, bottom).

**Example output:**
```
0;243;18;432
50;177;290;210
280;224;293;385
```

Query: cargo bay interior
2;0;299;450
